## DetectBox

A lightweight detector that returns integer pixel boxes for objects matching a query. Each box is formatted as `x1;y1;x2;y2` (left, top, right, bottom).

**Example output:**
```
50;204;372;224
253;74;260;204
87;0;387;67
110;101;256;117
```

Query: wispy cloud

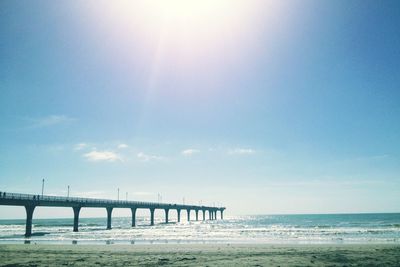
137;152;163;162
181;149;200;156
117;143;129;149
74;143;88;151
228;148;256;155
83;150;122;162
27;115;76;128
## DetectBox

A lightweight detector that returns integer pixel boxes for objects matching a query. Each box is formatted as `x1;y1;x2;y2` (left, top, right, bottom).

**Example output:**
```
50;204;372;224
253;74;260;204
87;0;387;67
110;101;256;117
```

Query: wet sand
0;244;399;266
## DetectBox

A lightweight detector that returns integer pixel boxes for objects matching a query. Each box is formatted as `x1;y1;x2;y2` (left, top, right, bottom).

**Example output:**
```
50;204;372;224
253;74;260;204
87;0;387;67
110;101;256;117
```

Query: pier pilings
165;209;169;224
0;191;225;237
106;207;113;230
73;206;81;232
187;209;191;221
150;208;155;226
131;207;137;227
24;205;35;237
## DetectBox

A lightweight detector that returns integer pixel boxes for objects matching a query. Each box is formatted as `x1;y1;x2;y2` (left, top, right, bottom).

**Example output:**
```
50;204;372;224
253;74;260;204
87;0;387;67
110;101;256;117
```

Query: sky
1;0;400;218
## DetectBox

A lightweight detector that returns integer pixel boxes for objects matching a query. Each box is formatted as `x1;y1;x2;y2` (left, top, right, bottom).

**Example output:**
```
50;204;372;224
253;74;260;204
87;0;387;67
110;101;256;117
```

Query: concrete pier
0;192;225;237
150;208;155;226
131;208;137;227
73;207;81;232
165;209;169;224
187;209;191;221
106;207;113;230
24;205;35;237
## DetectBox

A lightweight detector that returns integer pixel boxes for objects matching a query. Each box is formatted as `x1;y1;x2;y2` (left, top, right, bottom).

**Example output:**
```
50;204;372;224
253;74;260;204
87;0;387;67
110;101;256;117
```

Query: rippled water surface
0;213;399;244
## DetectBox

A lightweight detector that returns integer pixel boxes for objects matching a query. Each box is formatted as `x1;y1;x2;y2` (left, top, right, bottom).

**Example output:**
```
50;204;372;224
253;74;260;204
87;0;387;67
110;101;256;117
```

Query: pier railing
0;191;182;208
0;192;215;209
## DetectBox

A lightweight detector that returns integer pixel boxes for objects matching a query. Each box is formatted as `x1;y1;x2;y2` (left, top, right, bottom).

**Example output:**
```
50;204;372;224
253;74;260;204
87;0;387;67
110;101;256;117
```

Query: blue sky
1;0;400;218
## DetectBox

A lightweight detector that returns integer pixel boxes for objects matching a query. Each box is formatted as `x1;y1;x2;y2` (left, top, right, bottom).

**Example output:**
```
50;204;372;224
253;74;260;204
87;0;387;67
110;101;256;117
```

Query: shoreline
1;243;399;266
1;240;400;245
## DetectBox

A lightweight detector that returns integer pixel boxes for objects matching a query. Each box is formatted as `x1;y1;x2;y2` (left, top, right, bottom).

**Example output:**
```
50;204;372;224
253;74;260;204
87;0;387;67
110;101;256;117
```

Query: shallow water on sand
0;213;399;245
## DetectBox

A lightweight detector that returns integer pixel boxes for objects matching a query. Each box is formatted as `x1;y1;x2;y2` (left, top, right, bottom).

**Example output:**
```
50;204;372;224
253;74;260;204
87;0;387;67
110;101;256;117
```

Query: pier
0;192;225;237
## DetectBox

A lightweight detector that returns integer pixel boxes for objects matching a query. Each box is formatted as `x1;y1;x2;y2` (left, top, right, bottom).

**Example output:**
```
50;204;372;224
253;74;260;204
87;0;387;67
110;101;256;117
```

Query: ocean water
0;213;399;245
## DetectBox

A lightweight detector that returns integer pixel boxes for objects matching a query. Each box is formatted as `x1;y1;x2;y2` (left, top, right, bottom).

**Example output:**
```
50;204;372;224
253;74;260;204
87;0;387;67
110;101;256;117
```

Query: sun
83;0;285;97
92;1;260;72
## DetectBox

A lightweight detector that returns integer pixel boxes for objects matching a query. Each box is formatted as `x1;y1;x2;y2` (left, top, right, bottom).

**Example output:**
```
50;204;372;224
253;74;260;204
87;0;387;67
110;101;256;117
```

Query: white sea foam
0;214;399;245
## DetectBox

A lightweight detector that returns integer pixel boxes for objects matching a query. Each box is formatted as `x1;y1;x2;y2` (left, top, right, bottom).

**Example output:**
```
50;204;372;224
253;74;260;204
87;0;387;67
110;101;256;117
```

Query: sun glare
84;0;286;99
108;0;248;26
89;0;261;65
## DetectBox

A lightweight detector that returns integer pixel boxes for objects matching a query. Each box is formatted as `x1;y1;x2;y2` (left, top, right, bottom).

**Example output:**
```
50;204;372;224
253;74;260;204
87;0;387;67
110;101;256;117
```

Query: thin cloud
228;148;256;155
74;143;88;151
137;152;163;162
117;143;129;149
83;150;122;162
181;149;200;156
27;115;76;128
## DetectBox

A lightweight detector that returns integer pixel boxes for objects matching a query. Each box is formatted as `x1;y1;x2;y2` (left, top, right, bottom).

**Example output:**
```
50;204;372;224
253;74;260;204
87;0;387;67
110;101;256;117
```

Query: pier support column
187;209;191;222
165;209;169;224
214;211;217;220
150;208;155;226
208;210;212;220
202;210;206;221
24;205;35;237
195;210;199;221
131;208;137;227
73;207;81;232
106;207;113;230
221;210;224;220
177;209;181;223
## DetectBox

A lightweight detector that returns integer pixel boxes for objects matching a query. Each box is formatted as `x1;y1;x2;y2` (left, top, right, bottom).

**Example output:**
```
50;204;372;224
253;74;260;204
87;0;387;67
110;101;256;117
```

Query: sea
0;213;399;245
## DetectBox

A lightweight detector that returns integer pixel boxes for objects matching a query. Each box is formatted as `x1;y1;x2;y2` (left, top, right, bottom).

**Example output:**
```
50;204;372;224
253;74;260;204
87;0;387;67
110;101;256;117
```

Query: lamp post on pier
41;179;45;197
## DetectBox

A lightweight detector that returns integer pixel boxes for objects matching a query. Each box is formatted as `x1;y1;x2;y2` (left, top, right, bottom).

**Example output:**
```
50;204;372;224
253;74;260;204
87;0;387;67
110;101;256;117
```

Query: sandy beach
0;244;399;266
